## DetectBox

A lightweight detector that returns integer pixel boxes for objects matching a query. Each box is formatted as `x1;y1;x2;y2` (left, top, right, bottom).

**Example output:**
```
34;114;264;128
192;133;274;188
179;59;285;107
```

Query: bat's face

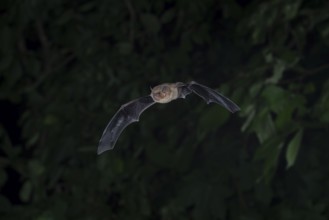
150;84;175;103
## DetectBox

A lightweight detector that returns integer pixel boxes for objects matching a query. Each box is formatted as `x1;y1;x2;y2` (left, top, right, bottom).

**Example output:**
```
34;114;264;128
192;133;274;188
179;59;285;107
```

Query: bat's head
150;84;173;103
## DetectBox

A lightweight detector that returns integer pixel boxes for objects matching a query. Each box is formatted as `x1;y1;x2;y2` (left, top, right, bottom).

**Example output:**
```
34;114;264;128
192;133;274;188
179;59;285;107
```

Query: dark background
1;0;329;219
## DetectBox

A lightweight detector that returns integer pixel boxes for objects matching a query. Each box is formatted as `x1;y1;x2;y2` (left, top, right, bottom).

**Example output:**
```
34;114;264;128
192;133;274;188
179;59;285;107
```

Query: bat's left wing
98;96;155;154
187;81;240;113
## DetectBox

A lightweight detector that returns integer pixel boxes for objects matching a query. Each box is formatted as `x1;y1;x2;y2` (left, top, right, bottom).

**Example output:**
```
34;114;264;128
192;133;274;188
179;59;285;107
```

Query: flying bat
98;81;240;154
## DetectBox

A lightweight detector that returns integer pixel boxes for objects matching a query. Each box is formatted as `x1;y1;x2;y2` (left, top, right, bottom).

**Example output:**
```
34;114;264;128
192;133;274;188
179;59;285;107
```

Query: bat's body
98;81;240;154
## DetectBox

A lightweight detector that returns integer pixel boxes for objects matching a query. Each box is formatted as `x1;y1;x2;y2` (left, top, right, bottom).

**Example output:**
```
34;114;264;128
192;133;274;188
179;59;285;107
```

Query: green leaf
0;170;7;188
145;144;173;169
0;195;11;209
261;85;286;113
254;109;276;143
286;129;303;169
241;105;256;132
36;211;55;220
249;83;263;98
0;26;14;72
283;1;301;20
117;42;133;55
26;132;40;147
266;60;285;84
20;181;32;202
43;115;58;125
28;160;45;176
199;106;229;131
141;14;161;33
79;2;96;12
254;138;283;183
263;142;283;182
161;9;175;24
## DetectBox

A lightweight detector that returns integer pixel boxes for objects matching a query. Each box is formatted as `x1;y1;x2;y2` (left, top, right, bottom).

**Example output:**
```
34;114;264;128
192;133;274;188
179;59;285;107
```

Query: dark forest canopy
0;0;329;219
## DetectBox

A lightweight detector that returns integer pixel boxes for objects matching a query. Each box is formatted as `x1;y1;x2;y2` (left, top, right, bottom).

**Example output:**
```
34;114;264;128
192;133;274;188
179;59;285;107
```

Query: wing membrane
98;96;155;154
188;81;240;113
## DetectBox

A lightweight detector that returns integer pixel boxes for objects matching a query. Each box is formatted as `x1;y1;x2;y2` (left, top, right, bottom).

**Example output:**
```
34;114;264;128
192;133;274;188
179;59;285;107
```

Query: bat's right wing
98;96;155;154
187;81;240;113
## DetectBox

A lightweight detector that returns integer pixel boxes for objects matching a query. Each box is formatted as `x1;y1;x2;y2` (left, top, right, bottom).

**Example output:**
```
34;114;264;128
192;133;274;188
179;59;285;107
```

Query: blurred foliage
1;0;329;219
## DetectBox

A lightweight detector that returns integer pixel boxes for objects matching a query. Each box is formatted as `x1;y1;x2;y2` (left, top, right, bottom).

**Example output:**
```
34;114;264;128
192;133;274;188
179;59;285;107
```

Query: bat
98;81;240;154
